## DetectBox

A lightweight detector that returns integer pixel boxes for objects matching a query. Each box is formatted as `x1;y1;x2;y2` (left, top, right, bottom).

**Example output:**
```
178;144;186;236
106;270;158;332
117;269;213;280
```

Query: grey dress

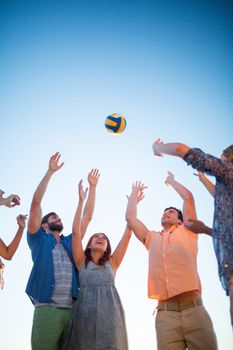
62;261;128;350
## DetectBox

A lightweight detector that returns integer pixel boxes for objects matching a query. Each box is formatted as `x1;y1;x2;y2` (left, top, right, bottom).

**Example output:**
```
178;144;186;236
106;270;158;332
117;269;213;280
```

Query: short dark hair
223;144;233;164
164;207;183;222
41;212;57;229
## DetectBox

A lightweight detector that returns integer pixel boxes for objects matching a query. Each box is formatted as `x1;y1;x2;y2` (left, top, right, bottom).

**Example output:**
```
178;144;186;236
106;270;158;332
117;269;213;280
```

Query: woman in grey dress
63;178;144;350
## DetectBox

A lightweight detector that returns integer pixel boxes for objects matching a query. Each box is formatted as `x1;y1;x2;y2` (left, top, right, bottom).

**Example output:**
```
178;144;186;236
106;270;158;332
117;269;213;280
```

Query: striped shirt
35;243;73;308
51;243;73;307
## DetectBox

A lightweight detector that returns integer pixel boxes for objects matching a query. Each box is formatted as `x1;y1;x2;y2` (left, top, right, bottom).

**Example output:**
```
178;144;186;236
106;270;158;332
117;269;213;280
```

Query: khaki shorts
155;303;218;350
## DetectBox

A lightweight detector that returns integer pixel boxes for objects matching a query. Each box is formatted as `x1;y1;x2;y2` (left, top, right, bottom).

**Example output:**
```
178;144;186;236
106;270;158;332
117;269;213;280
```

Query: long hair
84;233;112;268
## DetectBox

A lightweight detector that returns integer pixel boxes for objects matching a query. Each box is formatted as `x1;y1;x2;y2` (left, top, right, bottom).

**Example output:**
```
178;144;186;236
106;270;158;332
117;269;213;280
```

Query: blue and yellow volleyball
105;113;126;134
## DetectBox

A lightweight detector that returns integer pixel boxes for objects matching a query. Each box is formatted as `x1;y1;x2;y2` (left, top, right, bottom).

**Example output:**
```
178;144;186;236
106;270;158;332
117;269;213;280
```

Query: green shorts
31;306;72;350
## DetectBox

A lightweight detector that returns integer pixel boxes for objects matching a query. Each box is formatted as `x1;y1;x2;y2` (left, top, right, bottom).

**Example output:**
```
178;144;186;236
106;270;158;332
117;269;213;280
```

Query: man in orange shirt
126;172;218;350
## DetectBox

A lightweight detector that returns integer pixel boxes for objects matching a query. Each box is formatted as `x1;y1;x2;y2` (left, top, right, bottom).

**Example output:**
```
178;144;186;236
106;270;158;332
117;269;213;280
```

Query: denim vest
26;229;79;303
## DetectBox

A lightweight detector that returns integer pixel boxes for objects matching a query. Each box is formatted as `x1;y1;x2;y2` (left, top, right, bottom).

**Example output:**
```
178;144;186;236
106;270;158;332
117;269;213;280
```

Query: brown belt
157;298;202;312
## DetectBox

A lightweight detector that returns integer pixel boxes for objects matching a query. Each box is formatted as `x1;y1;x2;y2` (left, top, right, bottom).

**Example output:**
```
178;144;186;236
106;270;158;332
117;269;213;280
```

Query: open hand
152;138;164;157
78;180;88;201
132;181;147;192
165;171;175;186
0;190;21;208
88;169;100;187
17;214;28;228
127;189;145;203
49;152;64;173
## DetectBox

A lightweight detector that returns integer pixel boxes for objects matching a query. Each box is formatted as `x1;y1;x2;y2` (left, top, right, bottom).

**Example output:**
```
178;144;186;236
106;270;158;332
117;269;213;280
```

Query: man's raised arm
28;152;64;234
126;181;148;244
165;171;197;222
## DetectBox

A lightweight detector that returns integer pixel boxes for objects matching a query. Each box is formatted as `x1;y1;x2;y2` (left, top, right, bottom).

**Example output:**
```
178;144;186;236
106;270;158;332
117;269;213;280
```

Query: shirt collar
160;224;181;235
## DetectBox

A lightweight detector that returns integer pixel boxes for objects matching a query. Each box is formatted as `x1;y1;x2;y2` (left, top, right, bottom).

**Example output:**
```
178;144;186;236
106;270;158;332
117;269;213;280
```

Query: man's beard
48;222;63;232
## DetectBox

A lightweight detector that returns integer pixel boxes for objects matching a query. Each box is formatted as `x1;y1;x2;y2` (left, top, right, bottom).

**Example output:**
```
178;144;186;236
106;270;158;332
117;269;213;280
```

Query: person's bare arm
126;181;148;244
72;180;87;269
111;190;145;271
0;214;27;260
80;169;100;238
110;225;132;272
185;218;212;236
28;152;64;234
165;171;197;221
195;172;215;197
152;138;190;158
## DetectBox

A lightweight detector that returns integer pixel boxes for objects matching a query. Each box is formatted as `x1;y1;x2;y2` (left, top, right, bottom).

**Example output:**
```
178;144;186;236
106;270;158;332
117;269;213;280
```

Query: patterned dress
184;148;233;294
62;261;128;350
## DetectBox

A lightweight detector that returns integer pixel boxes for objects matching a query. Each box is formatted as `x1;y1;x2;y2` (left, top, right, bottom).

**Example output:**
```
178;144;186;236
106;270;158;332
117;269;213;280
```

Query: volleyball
105;113;126;134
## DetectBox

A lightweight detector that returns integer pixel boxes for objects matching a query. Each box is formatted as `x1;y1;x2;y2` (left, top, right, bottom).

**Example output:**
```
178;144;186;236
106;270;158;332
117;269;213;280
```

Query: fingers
153;150;163;157
88;168;100;187
132;181;147;191
50;152;64;169
16;214;28;228
7;203;15;208
77;180;88;200
152;138;164;157
56;153;61;162
50;152;59;162
153;137;163;145
138;190;145;202
52;152;60;160
58;162;65;169
89;168;100;179
17;214;28;221
12;195;20;205
126;190;145;202
4;194;20;207
133;181;144;187
91;168;100;177
165;171;174;186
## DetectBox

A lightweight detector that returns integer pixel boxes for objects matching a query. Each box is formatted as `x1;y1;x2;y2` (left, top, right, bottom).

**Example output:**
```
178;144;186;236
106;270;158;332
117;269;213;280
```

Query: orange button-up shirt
144;224;202;300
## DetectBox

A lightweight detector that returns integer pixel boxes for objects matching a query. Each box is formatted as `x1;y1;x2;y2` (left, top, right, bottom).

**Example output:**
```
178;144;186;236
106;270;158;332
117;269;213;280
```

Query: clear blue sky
1;1;232;349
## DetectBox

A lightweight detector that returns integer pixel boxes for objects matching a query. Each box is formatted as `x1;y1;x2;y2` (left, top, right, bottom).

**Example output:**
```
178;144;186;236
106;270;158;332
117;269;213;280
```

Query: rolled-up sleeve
183;148;233;183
